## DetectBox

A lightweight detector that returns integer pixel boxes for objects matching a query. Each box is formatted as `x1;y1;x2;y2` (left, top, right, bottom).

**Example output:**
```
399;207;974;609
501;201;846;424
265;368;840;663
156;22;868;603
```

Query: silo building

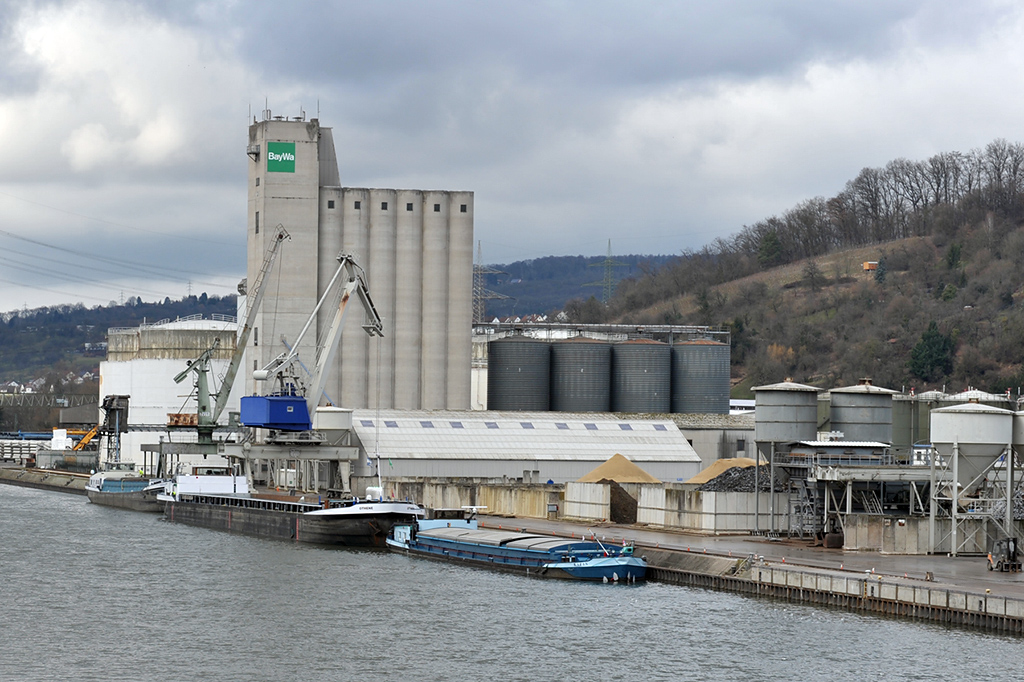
245;113;473;409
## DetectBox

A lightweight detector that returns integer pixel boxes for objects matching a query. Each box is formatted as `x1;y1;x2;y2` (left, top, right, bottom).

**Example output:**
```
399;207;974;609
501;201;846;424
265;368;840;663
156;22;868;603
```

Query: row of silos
752;382;1016;495
486;336;730;414
754;380;898;445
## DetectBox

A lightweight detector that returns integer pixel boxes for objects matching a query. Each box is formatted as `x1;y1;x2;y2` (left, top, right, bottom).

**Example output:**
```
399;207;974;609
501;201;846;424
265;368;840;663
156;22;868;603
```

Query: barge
387;509;645;582
158;469;423;546
85;463;168;512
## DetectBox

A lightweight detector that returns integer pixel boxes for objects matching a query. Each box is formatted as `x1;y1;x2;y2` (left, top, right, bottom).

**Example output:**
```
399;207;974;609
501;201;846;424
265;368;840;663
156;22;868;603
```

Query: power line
0;188;237;247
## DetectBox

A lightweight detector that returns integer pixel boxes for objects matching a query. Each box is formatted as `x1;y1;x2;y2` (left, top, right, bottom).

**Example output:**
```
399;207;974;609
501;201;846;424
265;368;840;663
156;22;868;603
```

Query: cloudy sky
1;0;1022;312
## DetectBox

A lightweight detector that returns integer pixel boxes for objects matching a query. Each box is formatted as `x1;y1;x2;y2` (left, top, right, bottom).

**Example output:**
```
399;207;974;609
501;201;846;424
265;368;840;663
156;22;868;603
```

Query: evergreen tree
909;322;954;382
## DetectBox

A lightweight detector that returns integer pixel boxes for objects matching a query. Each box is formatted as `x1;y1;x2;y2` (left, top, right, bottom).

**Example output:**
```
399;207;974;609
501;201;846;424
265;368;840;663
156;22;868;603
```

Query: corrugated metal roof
351;409;701;463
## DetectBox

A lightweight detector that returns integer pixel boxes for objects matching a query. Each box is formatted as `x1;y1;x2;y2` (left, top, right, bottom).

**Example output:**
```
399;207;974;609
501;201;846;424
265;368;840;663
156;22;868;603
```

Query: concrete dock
0;466;88;494
480;515;1024;634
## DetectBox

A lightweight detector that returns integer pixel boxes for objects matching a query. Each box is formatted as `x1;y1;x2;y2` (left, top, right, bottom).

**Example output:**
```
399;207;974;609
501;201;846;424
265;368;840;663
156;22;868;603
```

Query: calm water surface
2;484;1023;681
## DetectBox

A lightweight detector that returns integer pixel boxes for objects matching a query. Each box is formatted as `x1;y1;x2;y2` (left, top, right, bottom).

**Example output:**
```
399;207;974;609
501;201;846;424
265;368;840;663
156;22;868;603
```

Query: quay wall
0;467;88;494
641;547;1024;635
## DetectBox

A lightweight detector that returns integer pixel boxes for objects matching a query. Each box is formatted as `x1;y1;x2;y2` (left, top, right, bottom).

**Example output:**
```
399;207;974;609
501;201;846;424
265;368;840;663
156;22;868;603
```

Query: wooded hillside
578;139;1024;396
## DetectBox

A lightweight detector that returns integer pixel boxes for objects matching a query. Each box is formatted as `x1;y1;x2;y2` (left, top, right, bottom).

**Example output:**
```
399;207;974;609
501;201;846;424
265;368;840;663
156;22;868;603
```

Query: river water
2;484;1023;681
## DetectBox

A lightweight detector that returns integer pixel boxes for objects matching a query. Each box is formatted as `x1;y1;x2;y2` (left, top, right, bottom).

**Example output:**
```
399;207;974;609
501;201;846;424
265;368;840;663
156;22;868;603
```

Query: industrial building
245;112;473;411
99;316;243;470
347;409;701;484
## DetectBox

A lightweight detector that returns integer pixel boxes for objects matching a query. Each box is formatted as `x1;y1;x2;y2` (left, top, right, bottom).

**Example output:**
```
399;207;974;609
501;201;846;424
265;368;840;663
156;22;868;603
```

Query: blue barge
387;510;645;583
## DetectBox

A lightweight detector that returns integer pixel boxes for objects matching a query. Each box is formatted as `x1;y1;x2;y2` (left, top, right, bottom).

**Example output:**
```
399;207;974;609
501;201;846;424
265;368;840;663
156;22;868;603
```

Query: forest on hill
0;293;237;385
568;139;1024;396
482;253;674;319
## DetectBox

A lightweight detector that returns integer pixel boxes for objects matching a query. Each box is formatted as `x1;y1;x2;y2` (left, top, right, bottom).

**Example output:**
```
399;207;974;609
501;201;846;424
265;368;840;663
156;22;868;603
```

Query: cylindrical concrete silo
338;188;371;407
611;340;670;413
487;337;551;411
829;382;898;443
367;189;398;409
671;340;730;414
753;381;821;444
318;187;344;405
446;192;474;410
393;190;424;409
420;191;450;409
550;337;611;412
931;403;1013;494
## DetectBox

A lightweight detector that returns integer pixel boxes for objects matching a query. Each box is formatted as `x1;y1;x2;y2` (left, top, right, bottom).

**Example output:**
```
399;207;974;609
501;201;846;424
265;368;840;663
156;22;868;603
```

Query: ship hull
86;487;164;513
165;499;420;547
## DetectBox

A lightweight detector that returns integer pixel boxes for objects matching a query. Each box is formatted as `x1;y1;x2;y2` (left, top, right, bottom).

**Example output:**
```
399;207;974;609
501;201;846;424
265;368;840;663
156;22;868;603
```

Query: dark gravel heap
697;465;786;493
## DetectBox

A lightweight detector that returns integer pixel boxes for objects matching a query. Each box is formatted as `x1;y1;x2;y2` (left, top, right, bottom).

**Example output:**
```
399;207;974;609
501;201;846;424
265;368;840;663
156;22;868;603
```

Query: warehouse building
348;409;702;484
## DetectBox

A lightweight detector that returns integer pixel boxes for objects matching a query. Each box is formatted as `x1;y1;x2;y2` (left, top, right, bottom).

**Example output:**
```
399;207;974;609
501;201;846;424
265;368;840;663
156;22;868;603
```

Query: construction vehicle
241;251;382;435
988;537;1021;572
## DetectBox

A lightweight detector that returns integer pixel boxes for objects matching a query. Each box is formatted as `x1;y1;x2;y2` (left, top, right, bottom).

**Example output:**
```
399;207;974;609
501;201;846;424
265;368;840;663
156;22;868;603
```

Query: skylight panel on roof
584;423;597;430
450;421;463;428
520;422;534;429
420;421;434;428
360;420;374;427
385;421;398;428
555;423;569;430
485;422;498;429
619;424;633;431
654;424;668;431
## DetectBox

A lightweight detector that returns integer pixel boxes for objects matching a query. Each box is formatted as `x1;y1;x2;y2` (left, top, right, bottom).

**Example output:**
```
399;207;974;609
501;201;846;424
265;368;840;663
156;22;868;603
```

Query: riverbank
479;516;1024;634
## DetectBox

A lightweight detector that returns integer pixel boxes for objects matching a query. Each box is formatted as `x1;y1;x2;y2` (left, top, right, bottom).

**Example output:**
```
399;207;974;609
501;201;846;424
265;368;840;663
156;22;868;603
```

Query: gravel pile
697;465;785;493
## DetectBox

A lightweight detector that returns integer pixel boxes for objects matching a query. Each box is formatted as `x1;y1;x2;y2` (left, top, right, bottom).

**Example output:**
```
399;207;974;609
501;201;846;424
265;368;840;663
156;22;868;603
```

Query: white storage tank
931;403;1013;494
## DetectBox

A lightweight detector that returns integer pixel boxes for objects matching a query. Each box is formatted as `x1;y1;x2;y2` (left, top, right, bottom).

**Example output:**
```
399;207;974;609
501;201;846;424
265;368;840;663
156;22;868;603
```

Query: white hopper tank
930;403;1012;494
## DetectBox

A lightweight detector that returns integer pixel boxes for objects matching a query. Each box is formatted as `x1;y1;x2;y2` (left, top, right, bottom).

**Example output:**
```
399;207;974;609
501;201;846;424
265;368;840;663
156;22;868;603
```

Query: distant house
863;261;879;271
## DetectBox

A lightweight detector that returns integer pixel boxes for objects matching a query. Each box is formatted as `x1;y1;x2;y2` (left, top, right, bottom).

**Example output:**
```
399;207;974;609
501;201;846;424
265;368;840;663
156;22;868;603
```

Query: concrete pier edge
479;519;1024;635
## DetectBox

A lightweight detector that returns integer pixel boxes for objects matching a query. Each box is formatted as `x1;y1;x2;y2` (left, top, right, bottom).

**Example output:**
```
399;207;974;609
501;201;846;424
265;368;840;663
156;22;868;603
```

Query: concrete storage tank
487;337;551;411
550;337;611;412
611;340;670;413
829;381;898;443
753;381;820;444
671;340;730;414
930;403;1012;494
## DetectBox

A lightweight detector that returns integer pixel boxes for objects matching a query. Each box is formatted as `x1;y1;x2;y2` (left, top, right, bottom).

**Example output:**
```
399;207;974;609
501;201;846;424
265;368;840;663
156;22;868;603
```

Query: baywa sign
267;142;296;172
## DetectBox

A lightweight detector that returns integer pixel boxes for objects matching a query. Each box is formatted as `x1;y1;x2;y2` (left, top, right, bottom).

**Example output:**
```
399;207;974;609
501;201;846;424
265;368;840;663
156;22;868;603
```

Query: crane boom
247;252;382;430
211;226;290;422
306;255;383;417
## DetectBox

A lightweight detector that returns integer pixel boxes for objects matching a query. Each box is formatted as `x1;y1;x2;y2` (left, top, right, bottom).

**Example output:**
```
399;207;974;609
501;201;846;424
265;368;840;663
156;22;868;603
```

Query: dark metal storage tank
550;337;611;412
671;340;730;414
753;381;820;444
487;337;551;411
611;339;670;413
829;381;898;443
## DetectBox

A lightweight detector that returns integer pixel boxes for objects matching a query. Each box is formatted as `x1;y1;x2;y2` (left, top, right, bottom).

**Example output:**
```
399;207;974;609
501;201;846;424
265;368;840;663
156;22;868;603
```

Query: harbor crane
173;226;291;451
242;252;383;433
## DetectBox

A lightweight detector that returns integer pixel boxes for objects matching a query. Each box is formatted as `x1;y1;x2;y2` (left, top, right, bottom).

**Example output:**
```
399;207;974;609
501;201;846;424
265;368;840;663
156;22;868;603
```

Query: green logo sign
267;142;296;172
